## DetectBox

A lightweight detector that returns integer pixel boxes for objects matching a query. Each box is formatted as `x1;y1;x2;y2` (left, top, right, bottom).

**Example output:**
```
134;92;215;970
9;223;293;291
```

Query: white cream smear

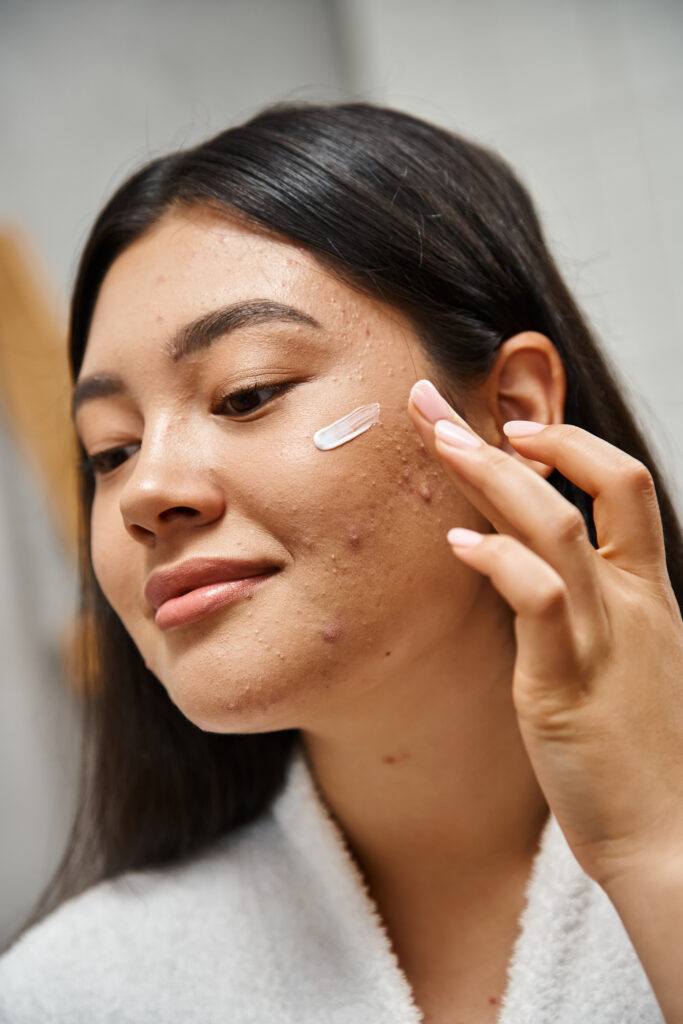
313;402;381;451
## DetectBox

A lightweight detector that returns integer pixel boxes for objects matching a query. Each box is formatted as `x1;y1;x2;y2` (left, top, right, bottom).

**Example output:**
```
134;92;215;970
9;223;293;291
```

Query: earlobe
478;331;566;479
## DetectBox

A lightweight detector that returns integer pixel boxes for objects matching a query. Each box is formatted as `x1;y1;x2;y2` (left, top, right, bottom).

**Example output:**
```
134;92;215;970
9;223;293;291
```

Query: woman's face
75;206;491;732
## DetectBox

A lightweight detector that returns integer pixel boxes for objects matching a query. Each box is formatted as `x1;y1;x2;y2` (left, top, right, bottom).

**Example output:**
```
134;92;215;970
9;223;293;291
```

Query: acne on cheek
347;526;361;549
303;399;440;576
399;470;433;503
308;524;363;646
312;401;432;504
321;622;344;643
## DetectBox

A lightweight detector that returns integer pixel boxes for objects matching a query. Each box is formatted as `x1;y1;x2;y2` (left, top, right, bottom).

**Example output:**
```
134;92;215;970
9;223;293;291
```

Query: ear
474;332;567;479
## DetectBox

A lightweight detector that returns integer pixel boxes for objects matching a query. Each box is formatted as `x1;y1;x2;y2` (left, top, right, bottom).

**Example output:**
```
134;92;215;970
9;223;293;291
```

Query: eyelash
80;382;292;478
213;381;292;417
81;444;140;477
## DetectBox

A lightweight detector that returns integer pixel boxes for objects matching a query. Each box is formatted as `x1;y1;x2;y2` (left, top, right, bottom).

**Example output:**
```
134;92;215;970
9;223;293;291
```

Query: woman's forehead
82;208;423;374
92;210;334;320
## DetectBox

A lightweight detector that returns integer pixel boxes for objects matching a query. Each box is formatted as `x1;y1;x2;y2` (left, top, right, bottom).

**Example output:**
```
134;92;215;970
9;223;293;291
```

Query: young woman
1;103;681;1024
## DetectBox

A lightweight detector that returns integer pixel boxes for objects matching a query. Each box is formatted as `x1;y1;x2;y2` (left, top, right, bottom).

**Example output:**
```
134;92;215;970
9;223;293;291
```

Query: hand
408;379;683;893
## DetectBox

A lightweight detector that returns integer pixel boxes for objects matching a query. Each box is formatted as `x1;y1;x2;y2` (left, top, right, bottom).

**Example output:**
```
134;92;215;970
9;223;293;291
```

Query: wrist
583;813;683;896
598;836;683;1024
601;840;683;904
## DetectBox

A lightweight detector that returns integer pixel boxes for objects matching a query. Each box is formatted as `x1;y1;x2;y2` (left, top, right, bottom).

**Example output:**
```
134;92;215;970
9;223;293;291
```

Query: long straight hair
11;102;682;946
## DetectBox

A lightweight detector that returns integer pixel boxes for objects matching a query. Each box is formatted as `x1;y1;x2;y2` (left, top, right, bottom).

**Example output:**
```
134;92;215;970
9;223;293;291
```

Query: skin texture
74;206;683;1023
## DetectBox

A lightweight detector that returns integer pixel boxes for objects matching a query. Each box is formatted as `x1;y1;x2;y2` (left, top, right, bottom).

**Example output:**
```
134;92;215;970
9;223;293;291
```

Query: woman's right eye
81;444;140;477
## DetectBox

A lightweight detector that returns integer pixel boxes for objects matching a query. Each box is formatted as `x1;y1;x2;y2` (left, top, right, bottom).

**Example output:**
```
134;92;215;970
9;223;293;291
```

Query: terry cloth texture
0;739;664;1023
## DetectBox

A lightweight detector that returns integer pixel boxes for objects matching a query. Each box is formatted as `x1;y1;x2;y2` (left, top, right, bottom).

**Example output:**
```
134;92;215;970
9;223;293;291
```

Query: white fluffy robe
0;740;664;1023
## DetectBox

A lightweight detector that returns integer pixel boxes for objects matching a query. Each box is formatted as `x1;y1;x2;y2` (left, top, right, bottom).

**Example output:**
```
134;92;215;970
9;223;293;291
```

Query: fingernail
434;419;481;449
447;527;483;547
410;379;454;424
503;420;546;437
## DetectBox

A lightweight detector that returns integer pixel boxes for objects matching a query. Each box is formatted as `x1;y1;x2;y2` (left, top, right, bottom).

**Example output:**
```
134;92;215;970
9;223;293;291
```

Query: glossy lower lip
154;570;279;631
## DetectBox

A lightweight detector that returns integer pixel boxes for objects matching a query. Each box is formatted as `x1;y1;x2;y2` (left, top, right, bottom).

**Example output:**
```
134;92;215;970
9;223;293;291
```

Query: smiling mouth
153;569;280;632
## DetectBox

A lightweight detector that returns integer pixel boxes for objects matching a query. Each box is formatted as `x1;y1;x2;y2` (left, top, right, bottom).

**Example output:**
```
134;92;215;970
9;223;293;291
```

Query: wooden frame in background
0;226;78;556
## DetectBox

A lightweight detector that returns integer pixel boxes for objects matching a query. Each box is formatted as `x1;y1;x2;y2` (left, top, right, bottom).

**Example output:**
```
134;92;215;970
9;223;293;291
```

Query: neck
299;588;549;910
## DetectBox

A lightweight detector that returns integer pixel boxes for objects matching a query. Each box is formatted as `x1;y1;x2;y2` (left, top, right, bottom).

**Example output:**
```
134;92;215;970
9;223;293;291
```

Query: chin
159;661;306;735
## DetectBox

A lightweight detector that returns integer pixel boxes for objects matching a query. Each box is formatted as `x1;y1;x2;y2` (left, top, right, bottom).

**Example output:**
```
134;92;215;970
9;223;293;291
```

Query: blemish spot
347;527;361;549
322;623;343;643
489;997;499;1006
384;651;391;657
381;751;411;765
418;482;432;502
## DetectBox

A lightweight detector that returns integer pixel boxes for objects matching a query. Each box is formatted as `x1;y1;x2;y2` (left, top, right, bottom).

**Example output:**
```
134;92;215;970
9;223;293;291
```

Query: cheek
250;419;464;603
90;498;137;614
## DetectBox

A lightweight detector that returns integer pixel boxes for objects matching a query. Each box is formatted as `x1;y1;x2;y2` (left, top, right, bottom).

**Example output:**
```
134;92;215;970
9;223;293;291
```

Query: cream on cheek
313;402;381;450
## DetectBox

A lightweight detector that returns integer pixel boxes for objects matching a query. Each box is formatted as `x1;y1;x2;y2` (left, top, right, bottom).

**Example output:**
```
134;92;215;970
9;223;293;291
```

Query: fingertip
503;420;547;438
447;527;484;548
409;379;454;424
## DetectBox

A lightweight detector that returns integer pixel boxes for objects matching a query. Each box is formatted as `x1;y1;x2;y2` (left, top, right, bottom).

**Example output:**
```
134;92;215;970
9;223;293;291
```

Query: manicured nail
410;379;454;424
503;420;546;437
434;419;481;449
447;527;483;547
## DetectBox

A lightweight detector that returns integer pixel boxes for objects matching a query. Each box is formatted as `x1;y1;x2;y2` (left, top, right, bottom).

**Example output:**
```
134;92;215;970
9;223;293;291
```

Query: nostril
128;523;155;544
158;506;202;524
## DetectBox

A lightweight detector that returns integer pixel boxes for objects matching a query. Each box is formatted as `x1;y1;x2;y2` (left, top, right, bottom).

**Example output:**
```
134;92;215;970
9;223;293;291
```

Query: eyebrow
72;299;321;419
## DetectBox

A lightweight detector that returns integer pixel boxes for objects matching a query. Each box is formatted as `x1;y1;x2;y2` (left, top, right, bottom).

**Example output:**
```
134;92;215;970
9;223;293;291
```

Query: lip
145;558;281;632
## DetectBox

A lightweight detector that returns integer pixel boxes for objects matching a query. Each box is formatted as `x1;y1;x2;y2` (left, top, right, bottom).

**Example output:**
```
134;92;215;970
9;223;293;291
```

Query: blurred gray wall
2;0;349;299
1;0;681;948
0;431;78;949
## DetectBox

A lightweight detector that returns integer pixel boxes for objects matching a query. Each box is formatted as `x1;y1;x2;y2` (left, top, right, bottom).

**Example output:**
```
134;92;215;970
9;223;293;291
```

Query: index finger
503;421;667;579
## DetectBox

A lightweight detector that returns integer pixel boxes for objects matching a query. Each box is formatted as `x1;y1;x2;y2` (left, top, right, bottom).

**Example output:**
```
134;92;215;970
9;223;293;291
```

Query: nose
119;436;226;546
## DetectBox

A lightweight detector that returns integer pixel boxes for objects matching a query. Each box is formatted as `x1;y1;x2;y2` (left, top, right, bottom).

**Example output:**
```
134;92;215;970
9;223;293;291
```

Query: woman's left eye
214;382;292;417
81;443;141;477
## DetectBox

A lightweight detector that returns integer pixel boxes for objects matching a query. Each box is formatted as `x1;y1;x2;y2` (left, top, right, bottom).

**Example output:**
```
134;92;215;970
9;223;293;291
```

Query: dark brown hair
12;101;682;945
